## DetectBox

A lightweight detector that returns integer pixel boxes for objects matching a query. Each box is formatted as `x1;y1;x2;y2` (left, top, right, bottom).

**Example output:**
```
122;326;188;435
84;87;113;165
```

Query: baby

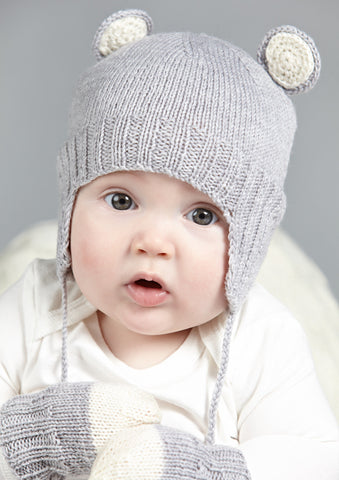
0;9;338;480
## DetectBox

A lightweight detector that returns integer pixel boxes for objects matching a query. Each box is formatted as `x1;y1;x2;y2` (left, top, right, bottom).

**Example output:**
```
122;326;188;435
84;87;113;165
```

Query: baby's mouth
126;276;169;307
134;279;162;289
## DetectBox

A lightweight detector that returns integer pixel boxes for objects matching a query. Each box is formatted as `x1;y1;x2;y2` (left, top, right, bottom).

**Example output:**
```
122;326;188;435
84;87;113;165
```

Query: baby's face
70;171;228;337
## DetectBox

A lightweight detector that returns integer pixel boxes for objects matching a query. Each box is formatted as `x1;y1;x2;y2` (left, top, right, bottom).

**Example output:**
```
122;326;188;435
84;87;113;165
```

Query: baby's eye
104;192;135;210
187;207;219;226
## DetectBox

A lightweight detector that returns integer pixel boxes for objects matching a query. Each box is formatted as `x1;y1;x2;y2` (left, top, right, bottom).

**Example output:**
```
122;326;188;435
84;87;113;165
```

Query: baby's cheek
186;244;228;313
200;247;228;287
71;232;103;284
187;260;223;298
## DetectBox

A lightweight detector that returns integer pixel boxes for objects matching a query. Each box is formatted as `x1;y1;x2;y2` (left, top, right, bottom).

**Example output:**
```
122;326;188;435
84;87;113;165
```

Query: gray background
0;0;338;300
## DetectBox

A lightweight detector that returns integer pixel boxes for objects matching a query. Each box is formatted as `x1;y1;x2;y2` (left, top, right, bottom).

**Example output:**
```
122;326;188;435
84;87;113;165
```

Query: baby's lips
128;272;169;292
126;282;169;307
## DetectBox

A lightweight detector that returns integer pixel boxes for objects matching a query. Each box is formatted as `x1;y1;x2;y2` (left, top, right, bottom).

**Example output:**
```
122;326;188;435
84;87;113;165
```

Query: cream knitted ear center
99;16;148;56
265;32;314;89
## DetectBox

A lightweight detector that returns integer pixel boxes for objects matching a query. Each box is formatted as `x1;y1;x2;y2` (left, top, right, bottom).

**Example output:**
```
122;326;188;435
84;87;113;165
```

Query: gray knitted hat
56;9;320;439
57;10;320;314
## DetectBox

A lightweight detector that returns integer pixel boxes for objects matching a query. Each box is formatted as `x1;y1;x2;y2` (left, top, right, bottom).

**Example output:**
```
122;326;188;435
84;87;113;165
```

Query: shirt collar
197;309;241;368
34;260;96;340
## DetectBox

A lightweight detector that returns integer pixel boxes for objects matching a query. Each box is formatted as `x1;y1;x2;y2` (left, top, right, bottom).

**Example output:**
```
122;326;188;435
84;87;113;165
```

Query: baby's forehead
86;170;217;203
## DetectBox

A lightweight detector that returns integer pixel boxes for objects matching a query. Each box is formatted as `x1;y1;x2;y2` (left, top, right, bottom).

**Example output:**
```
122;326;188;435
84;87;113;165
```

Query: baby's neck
97;311;191;369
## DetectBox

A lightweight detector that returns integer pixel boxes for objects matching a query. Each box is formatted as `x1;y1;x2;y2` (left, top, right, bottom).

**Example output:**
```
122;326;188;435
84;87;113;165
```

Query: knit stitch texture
57;28;297;314
0;383;161;479
89;425;251;480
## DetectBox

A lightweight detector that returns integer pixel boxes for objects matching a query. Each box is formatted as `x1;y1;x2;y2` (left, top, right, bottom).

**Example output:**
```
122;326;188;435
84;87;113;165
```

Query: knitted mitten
89;424;251;480
0;382;161;480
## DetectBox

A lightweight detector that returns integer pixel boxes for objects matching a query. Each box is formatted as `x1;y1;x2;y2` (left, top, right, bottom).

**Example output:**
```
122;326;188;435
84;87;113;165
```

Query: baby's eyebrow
97;171;145;186
190;196;221;210
90;173;132;188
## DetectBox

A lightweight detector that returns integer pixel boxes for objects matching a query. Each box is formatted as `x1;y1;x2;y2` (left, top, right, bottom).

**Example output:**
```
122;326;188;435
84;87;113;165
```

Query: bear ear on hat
257;25;321;95
93;9;153;61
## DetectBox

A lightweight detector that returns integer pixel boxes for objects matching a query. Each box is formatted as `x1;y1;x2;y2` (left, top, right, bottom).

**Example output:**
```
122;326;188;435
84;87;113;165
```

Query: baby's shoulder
230;283;311;371
236;282;303;334
0;258;58;333
0;259;59;391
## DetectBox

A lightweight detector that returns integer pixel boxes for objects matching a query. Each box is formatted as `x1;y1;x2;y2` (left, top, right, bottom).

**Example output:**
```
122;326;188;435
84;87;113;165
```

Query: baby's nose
131;229;175;258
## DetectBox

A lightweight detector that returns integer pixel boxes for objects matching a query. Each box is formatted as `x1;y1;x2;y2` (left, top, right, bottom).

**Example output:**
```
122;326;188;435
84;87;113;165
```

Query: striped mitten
89;424;251;480
0;382;160;480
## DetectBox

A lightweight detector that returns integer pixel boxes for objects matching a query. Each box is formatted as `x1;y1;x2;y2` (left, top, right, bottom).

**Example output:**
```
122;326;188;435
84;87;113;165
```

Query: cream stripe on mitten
89;383;160;452
0;382;160;480
89;425;164;480
89;424;251;480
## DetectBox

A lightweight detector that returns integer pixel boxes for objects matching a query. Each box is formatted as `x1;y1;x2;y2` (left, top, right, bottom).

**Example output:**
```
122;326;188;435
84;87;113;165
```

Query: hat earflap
92;9;153;61
257;25;321;94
